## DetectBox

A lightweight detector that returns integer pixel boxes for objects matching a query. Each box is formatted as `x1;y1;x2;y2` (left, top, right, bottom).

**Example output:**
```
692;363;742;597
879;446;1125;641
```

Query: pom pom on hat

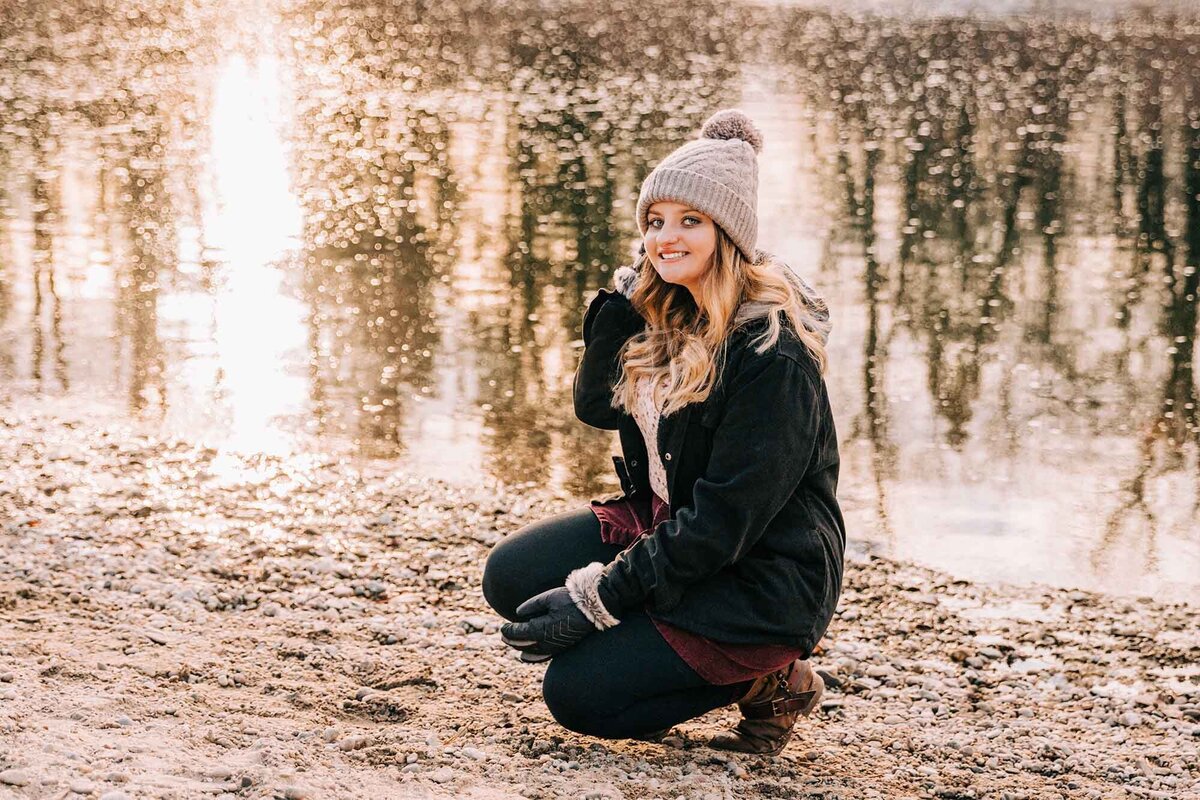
700;109;763;154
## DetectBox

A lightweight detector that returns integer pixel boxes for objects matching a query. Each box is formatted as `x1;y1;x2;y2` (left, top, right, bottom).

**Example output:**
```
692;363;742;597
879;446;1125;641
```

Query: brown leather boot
707;659;824;756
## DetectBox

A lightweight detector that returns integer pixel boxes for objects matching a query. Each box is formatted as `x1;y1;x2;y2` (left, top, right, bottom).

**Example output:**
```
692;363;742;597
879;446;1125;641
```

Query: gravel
0;400;1195;799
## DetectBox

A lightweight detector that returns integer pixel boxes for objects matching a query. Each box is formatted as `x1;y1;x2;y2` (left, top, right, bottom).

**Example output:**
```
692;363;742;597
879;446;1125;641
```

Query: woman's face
644;201;717;302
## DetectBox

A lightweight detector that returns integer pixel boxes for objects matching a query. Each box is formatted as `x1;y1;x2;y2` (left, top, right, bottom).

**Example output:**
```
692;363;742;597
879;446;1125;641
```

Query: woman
482;110;845;756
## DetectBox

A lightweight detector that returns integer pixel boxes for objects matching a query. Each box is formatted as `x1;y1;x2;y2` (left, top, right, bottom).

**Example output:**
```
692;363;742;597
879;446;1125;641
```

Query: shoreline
0;401;1196;799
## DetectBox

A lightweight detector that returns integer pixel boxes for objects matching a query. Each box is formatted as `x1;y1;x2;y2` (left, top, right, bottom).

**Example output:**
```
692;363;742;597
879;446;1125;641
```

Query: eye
683;215;702;226
649;218;663;229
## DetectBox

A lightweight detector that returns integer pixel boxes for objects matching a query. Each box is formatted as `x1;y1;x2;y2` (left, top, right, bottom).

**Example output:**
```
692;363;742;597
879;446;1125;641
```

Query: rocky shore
0;400;1196;800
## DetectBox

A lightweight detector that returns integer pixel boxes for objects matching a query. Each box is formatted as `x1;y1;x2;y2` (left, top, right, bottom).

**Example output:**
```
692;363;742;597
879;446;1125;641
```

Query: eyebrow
647;208;703;218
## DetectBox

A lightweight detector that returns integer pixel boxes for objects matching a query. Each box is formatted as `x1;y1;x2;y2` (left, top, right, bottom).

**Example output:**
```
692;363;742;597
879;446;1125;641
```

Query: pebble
338;735;369;751
428;767;455;783
283;786;309;800
0;769;31;786
98;793;130;800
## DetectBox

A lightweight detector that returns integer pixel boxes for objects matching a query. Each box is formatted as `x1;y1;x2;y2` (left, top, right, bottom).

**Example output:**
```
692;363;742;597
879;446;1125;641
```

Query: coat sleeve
597;350;824;614
572;288;646;430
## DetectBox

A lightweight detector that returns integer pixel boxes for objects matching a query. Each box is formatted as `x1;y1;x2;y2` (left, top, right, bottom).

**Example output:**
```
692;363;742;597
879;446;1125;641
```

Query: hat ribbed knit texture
636;110;762;260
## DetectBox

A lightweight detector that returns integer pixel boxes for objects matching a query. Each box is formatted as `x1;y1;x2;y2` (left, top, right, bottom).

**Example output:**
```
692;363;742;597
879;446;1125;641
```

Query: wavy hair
611;227;830;417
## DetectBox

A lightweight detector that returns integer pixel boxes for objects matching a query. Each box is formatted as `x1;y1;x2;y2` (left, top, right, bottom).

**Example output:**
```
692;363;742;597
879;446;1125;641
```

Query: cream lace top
631;373;672;503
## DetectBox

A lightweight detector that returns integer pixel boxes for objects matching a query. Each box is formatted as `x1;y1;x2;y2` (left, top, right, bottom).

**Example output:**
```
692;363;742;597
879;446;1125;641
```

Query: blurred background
1;0;1197;600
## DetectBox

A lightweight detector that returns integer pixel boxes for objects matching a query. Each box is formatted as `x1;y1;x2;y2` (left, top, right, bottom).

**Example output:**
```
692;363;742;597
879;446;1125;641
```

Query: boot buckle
744;689;817;720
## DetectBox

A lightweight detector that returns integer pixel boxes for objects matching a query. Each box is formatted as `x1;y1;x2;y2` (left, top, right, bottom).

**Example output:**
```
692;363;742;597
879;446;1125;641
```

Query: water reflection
208;54;307;453
0;0;1197;599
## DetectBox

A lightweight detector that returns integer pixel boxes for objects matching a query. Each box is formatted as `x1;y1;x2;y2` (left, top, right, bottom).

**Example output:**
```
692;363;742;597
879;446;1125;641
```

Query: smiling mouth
659;252;689;261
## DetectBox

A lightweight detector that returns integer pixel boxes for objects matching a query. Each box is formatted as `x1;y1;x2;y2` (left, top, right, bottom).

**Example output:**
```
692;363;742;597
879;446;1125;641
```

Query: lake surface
2;0;1198;601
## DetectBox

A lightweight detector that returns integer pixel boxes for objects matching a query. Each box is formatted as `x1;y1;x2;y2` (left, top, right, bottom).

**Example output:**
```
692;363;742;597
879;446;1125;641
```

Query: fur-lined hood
611;254;831;344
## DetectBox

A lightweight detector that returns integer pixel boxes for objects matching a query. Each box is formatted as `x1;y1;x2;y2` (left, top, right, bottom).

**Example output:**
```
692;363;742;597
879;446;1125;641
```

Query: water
1;0;1198;601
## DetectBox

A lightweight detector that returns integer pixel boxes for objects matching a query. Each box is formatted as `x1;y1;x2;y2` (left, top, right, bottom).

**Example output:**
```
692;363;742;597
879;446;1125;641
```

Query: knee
542;659;620;739
481;538;521;621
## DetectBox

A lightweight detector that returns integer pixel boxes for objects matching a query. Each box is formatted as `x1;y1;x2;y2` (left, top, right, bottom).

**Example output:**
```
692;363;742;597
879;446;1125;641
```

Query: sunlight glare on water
206;54;307;455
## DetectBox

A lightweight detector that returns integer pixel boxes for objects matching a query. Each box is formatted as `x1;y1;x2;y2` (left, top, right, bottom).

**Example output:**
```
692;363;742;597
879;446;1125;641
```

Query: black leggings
482;506;750;739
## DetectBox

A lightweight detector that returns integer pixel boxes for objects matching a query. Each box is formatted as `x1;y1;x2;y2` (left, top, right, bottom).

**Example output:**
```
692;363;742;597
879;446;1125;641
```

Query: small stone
99;793;130;800
0;770;31;787
146;630;169;645
428;768;454;783
202;766;233;779
69;778;95;794
338;735;369;751
460;746;487;761
1119;711;1143;727
283;786;309;800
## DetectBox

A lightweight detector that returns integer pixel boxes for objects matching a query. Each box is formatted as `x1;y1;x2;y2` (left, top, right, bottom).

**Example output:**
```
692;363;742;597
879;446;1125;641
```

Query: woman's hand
500;587;596;663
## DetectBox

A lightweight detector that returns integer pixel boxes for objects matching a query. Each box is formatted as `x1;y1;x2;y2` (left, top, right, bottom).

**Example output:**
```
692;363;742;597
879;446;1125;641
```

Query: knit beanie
636;109;763;261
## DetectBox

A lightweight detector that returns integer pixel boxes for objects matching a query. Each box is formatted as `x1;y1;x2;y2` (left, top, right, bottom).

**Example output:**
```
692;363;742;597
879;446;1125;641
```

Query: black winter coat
575;285;846;653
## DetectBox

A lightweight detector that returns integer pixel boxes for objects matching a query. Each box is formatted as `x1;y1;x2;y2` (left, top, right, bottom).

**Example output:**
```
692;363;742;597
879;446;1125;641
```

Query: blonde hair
612;228;829;417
